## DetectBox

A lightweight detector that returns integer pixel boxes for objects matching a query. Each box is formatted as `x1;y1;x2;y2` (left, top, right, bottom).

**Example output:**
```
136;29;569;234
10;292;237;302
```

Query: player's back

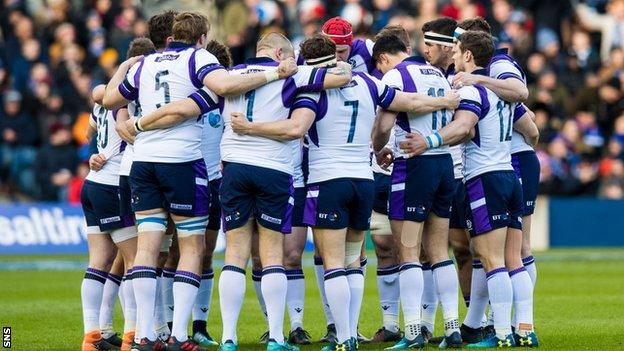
459;78;515;180
220;57;325;175
87;103;125;186
306;72;392;183
382;56;453;158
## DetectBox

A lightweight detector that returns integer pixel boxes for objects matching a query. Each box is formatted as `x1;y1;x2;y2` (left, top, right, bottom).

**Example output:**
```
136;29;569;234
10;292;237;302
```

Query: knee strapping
175;216;208;236
110;226;138;243
136;212;167;232
345;240;364;266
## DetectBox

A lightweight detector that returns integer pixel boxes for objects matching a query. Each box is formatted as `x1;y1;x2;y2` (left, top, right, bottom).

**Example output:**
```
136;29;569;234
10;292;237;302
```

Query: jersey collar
441;63;455;78
166;41;194;50
403;55;428;65
246;56;279;65
495;48;509;55
471;68;489;76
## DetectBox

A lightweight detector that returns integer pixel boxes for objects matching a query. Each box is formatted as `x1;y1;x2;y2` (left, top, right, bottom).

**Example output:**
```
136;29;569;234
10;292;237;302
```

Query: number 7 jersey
457;71;516;181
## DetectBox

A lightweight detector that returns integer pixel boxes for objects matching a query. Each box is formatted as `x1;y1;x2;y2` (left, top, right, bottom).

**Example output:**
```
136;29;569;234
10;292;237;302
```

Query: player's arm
387;90;460;114
126;98;201;136
203;58;298;97
322;61;352;89
453;71;528;103
230;108;316;141
102;56;143;109
115;107;135;144
372;110;397;153
513;106;539;147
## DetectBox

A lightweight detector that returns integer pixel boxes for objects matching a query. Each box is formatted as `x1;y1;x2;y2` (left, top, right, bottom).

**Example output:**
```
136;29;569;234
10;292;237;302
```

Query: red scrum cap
322;17;353;46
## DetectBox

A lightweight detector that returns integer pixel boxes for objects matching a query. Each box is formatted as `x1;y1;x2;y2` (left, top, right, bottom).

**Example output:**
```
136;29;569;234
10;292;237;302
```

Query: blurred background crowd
0;0;623;202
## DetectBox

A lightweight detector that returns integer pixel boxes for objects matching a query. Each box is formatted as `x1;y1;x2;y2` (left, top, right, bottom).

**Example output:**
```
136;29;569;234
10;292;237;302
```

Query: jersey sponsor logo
406;206;426;215
155;54;180;62
466;219;473;230
340;80;359;89
526;200;534;207
170;203;193;210
224;211;241;222
318;212;339;221
260;213;282;225
100;216;121;225
491;213;509;221
419;68;444;78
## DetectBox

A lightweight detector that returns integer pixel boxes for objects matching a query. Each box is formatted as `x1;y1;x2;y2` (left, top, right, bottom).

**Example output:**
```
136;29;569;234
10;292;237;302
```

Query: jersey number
345;100;359;143
497;101;513;142
155;70;171;108
96;115;108;149
428;88;447;130
244;90;255;122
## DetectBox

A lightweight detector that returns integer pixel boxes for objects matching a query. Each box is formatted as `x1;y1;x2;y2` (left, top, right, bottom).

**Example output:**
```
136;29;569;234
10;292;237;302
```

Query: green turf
1;249;623;350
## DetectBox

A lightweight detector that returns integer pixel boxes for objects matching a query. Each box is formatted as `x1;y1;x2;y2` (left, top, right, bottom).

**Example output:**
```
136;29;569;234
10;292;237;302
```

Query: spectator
576;0;624;63
35;123;78;201
67;162;89;205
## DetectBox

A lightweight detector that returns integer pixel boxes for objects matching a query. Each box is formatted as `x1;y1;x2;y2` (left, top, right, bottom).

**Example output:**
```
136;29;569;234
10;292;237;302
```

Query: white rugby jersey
118;42;223;163
219;57;327;174
292;139;305;188
381;56;453;159
87;104;125;186
200;95;224;181
299;72;396;184
441;63;463;179
457;71;515;180
119;101;140;177
488;49;533;154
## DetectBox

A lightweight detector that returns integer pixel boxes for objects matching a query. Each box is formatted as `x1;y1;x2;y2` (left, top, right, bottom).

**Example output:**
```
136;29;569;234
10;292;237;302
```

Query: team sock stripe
432;259;455;270
262;265;286;276
85;268;108;283
486;267;508;280
377;265;400;276
252;269;262;281
107;273;122;285
399;263;422;271
421;262;432;271
174;270;201;287
156;268;163;277
508;266;527;277
472;259;483;269
162;268;176;278
360;257;368;266
346;268;364;275
324;268;346;280
131;266;157;279
223;265;246;275
314;256;324;265
522;255;535;266
202;269;214;280
285;269;305;280
464;295;471;308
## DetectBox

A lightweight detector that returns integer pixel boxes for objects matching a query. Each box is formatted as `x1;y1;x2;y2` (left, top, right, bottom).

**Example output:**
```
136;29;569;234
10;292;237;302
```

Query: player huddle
79;10;540;351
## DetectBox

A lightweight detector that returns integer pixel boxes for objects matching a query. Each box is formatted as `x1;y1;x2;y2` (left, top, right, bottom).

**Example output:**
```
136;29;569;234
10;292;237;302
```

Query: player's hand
375;147;394;170
125;117;138;138
452;72;480;89
230;112;252;135
118;118;136;144
444;90;461;110
399;133;428;158
277;58;298;79
121;55;142;69
89;153;107;171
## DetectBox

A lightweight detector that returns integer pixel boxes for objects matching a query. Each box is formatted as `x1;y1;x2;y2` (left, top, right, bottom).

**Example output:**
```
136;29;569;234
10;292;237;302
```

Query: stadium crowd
0;0;623;202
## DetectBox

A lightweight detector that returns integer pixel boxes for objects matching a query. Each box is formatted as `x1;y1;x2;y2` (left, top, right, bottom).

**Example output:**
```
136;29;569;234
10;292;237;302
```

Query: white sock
154;270;169;339
346;268;364;339
100;273;122;338
119;280;125;319
432;260;460;336
510;267;534;333
123;271;137;333
463;260;489;329
522;256;537;287
192;269;214;323
286;269;305;331
420;264;438;334
82;267;107;334
400;263;423;340
262;266;288;343
132;266;158;341
376;265;400;333
324;269;350;344
486;267;513;339
219;265;246;343
162;268;175;326
171;271;201;341
252;269;268;321
314;256;335;326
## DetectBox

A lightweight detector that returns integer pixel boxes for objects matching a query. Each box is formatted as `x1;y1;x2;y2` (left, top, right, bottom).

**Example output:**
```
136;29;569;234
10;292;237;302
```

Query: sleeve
513;103;527;123
293;65;328;92
118;60;142;101
360;74;396;110
192;49;226;86
488;59;525;83
381;69;404;91
291;92;320;114
365;39;375;55
188;87;220;114
456;87;482;118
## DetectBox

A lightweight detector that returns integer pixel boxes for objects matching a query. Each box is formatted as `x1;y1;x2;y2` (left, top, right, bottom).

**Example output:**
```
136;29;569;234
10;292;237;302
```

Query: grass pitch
0;249;623;350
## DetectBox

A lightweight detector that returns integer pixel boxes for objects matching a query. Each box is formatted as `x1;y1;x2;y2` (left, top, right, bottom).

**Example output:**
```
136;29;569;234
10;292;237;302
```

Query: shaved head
256;32;294;58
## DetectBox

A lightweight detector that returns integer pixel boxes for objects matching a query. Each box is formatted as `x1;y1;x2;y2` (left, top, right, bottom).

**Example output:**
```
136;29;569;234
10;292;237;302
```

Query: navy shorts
303;178;375;231
373;172;391;215
81;180;133;232
207;178;222;231
292;187;307;227
119;175;134;224
511;151;540;216
389;154;455;222
464;171;523;237
129;159;210;217
220;162;293;234
449;178;467;229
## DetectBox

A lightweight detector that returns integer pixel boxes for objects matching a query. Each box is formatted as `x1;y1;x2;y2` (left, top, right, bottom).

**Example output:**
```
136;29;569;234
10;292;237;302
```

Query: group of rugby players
79;8;540;351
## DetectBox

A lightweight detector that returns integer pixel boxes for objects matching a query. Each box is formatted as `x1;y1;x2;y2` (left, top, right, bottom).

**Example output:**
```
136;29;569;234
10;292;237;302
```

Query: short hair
126;38;156;58
206;40;233;68
458;31;494;67
172;11;209;45
376;25;411;48
256;32;294;57
457;17;491;34
422;17;457;37
372;34;408;65
300;34;336;61
148;10;177;49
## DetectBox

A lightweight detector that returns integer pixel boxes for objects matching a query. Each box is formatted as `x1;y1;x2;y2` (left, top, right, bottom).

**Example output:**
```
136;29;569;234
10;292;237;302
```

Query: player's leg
449;229;472;305
312;240;336;342
251;231;270;343
520;215;536;285
419;249;438;342
99;251;124;346
370;230;401;343
284;224;311;344
346;228;365;346
160;221;176;336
